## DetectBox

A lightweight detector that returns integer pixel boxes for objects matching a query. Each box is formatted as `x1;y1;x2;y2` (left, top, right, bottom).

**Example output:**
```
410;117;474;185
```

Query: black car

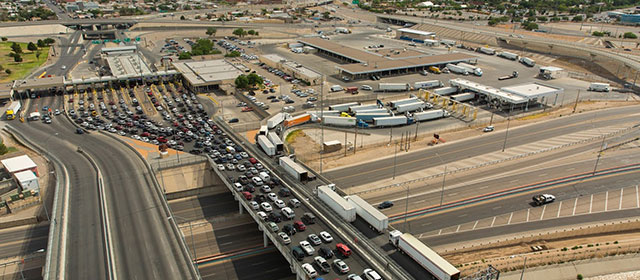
243;185;255;193
254;194;266;203
378;201;394;209
228;118;239;123
76;128;84;134
283;224;297;236
278;188;291;197
318;247;334;259
269;212;282;223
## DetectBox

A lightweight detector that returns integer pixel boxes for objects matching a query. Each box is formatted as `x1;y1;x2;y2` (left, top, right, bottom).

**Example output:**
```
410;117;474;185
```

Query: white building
1;155;39;176
14;170;39;192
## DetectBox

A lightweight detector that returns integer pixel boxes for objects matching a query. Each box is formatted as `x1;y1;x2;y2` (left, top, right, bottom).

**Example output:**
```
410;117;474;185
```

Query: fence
0;254;46;280
150;155;207;171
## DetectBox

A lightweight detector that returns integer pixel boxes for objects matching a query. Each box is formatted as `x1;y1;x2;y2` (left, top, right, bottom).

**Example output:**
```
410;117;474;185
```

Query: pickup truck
532;194;555;206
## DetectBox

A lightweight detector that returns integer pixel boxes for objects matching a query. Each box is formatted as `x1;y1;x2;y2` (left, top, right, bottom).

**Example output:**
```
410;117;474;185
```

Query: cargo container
348;104;378;114
456;63;482;76
413;80;442;90
355;112;391;122
478;47;496;55
445;64;469;75
267;132;284;152
389;230;460;280
318;185;356;222
323;116;357;127
307;111;341;118
346;87;358;94
329;102;359;112
330;85;344;92
267;113;288;129
412;109;449;122
396;101;426;113
519;57;535;67
284;113;311;127
378;83;410;92
440;39;456;46
374;116;412;127
346;195;388;233
335;27;351;34
259;125;268;136
588;82;611;92
354;108;388;115
257;135;276;156
389;97;419;108
433;87;457;96
279;156;308;181
450;92;476;102
497;51;518;60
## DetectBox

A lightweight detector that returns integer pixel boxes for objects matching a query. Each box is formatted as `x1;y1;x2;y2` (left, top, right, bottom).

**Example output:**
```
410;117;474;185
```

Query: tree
0;142;8;155
323;11;330;19
190;38;214;56
623;32;637;39
35;50;42;60
206;27;217;37
247;30;255;36
43;38;55;45
1;37;7;41
232;28;247;38
27;42;37;51
11;42;22;54
235;74;249;89
5;69;11;75
571;15;583;22
13;53;22;62
37;39;45;48
247;73;263;86
521;21;538;31
225;50;241;57
178;52;192;60
180;15;186;20
592;31;605;37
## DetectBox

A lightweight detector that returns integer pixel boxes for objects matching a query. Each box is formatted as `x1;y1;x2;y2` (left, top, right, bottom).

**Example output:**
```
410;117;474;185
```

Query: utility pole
593;135;607;175
353;124;358;154
439;165;447;206
344;131;347;156
519;256;527;280
572;90;581;113
320;75;325;173
403;184;409;232
414;121;419;141
502;111;512;152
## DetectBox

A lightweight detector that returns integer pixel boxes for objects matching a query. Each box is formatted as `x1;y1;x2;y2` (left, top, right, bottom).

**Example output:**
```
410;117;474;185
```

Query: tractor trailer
373;116;413;127
395;101;425;113
329;102;359;112
413;80;442;90
433;87;458;96
478;47;496;55
412;109;449;121
318;185;356;222
389;97;419;108
378;83;410;92
389;230;460;280
498;51;518;60
450;92;476;102
446;63;469;75
279;156;309;181
519;57;536;67
267;132;284;152
456;63;483;76
5;102;21;120
346;195;388;233
257;135;276;156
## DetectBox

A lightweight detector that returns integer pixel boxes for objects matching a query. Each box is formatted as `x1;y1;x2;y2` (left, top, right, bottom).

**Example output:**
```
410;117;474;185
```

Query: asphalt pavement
325;105;640;187
0;224;49;260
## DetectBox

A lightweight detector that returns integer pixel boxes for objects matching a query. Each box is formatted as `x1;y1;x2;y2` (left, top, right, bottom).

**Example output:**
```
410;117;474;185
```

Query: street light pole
502;111;512;152
593;135;607;175
392;143;398;180
403;184;409;232
439;165;447;207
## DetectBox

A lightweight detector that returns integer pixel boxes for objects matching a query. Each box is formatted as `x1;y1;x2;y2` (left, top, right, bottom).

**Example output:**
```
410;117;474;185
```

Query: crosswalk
353;124;633;195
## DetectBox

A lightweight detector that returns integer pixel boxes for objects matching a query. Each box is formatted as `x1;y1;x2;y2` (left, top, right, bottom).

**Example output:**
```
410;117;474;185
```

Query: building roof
172;59;244;86
501;83;564;99
105;53;152;78
397;28;435;36
15;76;65;91
101;46;137;54
1;155;37;173
14;170;37;182
339;53;476;75
299;37;381;63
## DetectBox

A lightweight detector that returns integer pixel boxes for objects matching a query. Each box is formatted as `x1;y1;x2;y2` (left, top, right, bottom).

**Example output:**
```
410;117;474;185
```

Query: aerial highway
325;105;640;187
0;224;49;259
14;95;198;279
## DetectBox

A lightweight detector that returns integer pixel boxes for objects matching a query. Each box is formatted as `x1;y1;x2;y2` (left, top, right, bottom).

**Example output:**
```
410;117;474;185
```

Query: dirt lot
289;101;637;171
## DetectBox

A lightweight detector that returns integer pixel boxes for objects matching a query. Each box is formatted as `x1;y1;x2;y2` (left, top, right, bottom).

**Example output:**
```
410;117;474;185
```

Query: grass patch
0;41;50;83
518;111;550;121
6;146;18;153
285;129;303;143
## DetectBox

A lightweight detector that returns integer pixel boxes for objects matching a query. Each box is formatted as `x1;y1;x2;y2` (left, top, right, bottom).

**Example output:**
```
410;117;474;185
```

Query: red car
242;107;254;112
242;191;252;200
157;137;168;143
293;221;306;232
140;132;150;137
249;158;258;164
336;243;352;257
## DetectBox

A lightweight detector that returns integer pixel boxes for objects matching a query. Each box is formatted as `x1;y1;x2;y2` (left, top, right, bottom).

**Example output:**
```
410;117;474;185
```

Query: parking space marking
456;225;460;232
472;220;478;230
540;205;546;220
557;201;562;217
490;216;496;227
538;173;548;177
508;212;513;224
637;185;639;208
605;191;609;211
619;188;624;210
572;197;578;216
589;194;593;213
526;208;530;222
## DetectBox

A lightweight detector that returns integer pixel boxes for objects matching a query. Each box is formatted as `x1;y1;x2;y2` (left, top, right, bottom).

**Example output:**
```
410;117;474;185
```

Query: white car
257;211;267;221
217;164;225;171
300;241;315;256
333;259;350;274
483;125;494;132
363;268;382;280
278;232;291;244
360;85;373;91
226;163;235;170
289;198;301;208
319;231;333;243
274;199;286;209
261;185;272;193
267;193;278;202
249;201;259;210
301;263;317;278
260;202;272;212
252;177;264;186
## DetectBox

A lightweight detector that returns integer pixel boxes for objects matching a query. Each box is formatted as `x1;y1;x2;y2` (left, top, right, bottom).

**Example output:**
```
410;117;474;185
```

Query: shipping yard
1;1;640;280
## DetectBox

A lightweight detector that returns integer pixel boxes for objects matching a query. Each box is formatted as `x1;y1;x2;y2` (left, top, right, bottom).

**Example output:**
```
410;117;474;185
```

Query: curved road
325;105;640;187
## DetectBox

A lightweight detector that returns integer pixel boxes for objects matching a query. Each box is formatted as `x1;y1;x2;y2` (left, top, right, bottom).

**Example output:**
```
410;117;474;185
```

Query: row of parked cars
261;64;302;85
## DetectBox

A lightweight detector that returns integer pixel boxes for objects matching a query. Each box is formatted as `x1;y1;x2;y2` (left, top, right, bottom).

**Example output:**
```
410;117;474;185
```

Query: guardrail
3;126;70;280
214;117;413;280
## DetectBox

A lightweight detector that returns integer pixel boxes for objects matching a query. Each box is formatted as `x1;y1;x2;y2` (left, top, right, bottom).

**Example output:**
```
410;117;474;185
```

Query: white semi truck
413;80;442;90
445;63;469;75
456;63;483;76
257;135;276;156
378;83;410;92
317;185;356;222
395;101;425;113
412;109;449;121
389;230;460;280
498;51;519;60
345;195;388;233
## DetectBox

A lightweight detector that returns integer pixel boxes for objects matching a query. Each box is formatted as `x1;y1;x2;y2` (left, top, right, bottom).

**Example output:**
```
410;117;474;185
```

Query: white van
259;171;270;182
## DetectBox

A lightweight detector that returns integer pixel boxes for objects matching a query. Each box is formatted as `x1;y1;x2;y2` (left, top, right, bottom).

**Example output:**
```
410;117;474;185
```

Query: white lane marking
419;233;423;238
448;192;458;197
493;206;501;210
590;194;594;213
540;205;547;220
472;220;478;230
220;242;233;246
490;216;496;227
456;225;461;232
620;188;624;210
557;201;563;217
539;173;548;177
479;186;488;189
459;214;467;218
510;179;519;183
527;208;530;222
572;197;578;216
421;222;431;227
438;229;442;235
508;212;513;224
605;191;609;211
566;167;575;171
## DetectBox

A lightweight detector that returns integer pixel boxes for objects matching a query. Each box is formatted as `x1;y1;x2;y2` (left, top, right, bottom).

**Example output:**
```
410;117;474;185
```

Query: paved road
169;193;238;222
198;249;294;280
17;95;197;279
325;105;640;187
0;224;49;260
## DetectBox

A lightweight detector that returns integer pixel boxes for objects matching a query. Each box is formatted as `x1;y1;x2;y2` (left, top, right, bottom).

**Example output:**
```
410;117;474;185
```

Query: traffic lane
367;133;640;210
80;132;196;279
326;106;640;186
169;193;238;221
14;121;108;279
402;168;640;237
214;223;264;252
0;224;49;259
198;249;294;280
424;207;640;248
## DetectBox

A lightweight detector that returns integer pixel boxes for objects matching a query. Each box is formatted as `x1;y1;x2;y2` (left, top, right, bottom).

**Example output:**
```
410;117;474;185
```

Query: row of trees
234;73;263;89
5;38;54;63
177;38;222;60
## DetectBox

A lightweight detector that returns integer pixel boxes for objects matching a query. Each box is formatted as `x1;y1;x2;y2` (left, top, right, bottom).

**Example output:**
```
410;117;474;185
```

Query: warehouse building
396;28;436;43
260;54;322;85
14;170;39;192
1;155;39;177
172;59;245;93
299;38;476;80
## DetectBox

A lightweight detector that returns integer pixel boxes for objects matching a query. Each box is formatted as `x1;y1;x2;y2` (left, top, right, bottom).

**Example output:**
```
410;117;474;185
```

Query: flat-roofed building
172;59;245;93
260;54;322;85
